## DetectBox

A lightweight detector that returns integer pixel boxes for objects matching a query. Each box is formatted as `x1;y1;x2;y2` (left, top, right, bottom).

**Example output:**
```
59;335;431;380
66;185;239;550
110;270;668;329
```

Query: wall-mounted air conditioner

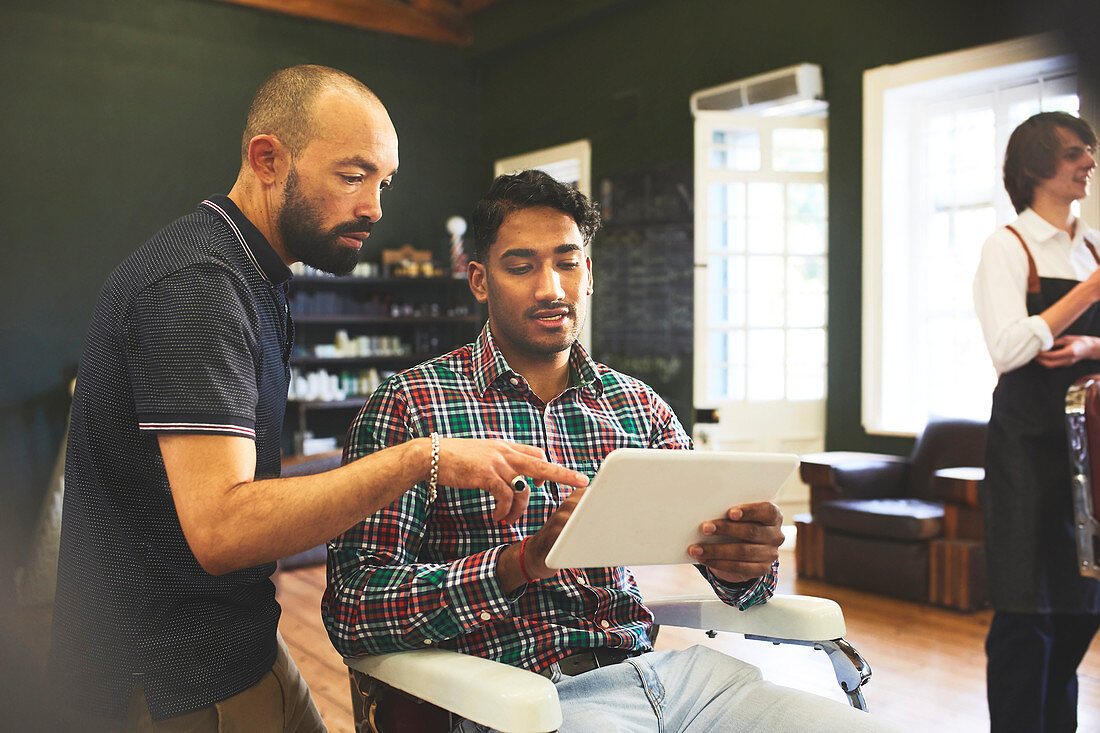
690;63;823;116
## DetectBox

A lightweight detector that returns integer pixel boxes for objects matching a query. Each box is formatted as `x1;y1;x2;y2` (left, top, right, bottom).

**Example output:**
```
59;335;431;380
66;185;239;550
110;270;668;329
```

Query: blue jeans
454;645;897;732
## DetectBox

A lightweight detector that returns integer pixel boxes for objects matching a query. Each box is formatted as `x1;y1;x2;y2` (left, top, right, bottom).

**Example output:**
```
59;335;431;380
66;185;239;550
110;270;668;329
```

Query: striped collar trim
200;195;292;286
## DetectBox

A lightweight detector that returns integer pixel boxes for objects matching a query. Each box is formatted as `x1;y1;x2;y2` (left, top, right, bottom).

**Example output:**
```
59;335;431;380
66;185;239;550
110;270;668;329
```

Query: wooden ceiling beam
212;0;474;45
458;0;506;14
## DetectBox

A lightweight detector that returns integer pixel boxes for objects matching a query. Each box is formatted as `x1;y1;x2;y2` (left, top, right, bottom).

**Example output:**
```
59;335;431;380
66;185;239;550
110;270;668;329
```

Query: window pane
747;292;784;328
748;256;784;290
788;255;827;328
708;290;729;325
787;182;827;255
747;183;784;253
747;329;784;366
710;339;746;400
1044;94;1079;114
954;207;997;259
787;329;826;401
727;289;746;327
710;128;760;171
773;127;825;172
747;367;784;401
727;365;745;400
709;367;728;400
747;329;785;400
788;256;827;293
709;330;729;365
725;184;747;252
787;366;826;401
709;183;726;218
708;183;746;252
747;256;784;327
955;108;996;207
728;329;746;366
708;256;729;291
787;328;826;366
788;291;826;328
708;256;746;296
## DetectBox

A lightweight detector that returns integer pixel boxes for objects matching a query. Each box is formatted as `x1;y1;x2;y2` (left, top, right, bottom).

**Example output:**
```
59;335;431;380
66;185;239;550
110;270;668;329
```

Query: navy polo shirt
51;196;294;719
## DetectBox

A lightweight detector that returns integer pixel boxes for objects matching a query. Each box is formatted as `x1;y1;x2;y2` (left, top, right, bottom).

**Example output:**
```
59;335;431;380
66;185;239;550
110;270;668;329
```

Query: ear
468;260;489;304
245;134;287;187
584;255;593;296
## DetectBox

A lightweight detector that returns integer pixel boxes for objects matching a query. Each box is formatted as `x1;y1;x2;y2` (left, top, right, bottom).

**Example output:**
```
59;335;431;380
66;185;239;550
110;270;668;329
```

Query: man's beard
277;168;369;276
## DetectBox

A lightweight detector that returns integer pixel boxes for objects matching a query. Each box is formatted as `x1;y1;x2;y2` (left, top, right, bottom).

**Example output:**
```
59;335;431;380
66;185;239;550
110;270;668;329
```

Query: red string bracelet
518;537;536;584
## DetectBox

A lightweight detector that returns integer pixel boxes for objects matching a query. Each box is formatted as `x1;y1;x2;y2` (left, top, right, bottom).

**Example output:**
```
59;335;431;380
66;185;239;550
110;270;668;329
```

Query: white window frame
494;140;592;199
861;33;1092;436
693;113;829;407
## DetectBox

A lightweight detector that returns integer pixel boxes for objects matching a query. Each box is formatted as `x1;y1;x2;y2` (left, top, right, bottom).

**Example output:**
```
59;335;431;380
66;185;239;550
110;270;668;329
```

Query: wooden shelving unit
284;274;480;456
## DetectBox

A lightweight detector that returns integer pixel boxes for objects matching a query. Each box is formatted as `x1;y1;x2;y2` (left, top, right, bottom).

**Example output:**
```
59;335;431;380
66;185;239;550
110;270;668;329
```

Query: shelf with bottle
291;326;450;365
289;361;391;405
289;286;476;321
283;258;481;457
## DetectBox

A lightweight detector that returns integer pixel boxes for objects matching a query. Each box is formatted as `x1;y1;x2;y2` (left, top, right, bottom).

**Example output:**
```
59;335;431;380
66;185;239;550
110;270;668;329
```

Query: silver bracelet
428;432;439;504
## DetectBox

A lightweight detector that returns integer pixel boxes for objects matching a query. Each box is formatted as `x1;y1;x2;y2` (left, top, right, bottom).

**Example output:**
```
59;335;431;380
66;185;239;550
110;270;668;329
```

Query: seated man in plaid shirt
323;170;889;732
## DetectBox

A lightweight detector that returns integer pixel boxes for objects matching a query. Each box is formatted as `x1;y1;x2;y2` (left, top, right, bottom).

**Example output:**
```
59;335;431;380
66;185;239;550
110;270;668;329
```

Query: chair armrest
345;648;562;733
647;594;846;641
800;449;910;488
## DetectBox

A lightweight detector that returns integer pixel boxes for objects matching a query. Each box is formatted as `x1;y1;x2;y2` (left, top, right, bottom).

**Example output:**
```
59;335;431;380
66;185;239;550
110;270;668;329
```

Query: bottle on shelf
283;257;482;457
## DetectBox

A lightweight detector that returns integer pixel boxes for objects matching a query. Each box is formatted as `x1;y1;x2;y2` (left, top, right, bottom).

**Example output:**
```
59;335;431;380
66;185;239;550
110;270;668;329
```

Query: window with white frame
863;34;1085;435
696;115;829;404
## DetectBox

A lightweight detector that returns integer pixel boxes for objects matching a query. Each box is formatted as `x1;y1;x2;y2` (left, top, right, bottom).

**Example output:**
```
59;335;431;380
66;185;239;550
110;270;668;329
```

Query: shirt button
600;620;611;629
509;377;520;386
479;611;492;621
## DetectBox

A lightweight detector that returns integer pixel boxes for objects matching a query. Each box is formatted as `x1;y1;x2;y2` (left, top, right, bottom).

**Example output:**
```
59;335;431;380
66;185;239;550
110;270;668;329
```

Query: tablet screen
543;449;798;569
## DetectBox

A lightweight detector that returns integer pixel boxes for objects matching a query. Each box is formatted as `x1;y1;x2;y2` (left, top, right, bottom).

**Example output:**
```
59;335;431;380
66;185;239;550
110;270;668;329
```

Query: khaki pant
120;633;326;733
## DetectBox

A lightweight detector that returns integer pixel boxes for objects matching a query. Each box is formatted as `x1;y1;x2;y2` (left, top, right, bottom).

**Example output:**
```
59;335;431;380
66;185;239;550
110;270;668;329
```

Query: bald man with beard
50;65;587;732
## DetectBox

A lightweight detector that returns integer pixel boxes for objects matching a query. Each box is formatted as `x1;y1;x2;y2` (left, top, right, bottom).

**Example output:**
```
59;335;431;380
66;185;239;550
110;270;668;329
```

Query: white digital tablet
543;448;798;569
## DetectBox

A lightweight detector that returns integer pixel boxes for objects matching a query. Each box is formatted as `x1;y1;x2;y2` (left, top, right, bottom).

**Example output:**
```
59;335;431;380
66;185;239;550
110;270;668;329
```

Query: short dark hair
470;170;602;262
1003;111;1097;213
241;65;378;161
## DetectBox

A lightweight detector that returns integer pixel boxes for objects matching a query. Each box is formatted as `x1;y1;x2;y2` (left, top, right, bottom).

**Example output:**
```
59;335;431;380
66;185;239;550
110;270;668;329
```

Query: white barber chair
344;593;871;733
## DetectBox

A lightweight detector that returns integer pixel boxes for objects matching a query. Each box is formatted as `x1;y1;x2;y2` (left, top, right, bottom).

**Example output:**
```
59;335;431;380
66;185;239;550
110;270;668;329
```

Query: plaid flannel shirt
323;325;778;671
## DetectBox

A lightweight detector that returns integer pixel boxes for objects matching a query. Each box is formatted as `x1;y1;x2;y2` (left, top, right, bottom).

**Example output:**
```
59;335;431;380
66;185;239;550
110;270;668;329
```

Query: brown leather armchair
796;418;987;607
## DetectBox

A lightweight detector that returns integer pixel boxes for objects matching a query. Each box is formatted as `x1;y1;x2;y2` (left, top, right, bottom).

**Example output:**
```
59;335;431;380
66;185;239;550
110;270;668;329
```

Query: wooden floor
278;543;1100;733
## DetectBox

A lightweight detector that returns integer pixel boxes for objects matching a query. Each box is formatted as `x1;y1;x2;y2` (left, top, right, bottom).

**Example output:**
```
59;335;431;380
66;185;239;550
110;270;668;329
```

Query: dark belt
537;649;644;679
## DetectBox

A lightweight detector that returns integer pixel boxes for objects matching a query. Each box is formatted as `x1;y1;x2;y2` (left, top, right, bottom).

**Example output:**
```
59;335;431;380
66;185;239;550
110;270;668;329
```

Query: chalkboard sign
592;162;694;431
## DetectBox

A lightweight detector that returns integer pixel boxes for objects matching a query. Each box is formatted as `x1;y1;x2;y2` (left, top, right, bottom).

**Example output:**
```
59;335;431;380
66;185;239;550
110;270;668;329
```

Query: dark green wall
2;0;1093;568
0;0;482;566
468;0;1069;455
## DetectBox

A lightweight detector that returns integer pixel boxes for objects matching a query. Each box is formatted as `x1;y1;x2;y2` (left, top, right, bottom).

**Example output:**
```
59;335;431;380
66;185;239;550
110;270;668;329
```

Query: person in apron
974;111;1100;732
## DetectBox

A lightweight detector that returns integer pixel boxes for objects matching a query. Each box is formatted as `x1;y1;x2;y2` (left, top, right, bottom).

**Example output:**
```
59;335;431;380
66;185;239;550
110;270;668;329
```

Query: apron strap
1006;225;1041;294
1084;235;1100;266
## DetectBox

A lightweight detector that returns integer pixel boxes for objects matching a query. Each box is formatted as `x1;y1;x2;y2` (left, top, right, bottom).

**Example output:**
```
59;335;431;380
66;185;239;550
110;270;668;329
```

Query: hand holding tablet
688;500;786;584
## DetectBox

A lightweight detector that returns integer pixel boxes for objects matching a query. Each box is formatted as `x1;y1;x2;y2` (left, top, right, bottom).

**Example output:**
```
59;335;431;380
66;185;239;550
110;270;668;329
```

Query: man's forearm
163;434;432;575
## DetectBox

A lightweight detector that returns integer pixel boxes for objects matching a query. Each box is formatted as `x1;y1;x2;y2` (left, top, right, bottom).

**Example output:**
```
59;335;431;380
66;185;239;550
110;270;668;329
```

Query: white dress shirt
973;208;1099;375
